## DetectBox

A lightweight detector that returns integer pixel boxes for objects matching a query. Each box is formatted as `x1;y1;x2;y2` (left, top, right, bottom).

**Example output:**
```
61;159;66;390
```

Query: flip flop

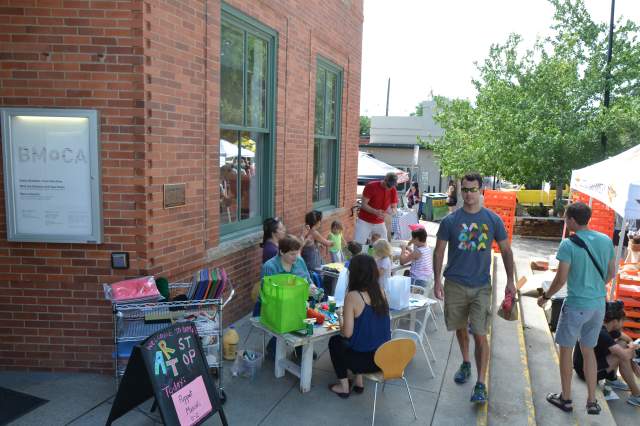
348;379;364;394
328;383;350;399
546;392;573;412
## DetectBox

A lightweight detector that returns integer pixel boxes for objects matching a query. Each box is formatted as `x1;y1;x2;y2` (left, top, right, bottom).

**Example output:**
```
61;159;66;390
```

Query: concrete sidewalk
6;228;630;425
2;307;474;426
2;219;471;426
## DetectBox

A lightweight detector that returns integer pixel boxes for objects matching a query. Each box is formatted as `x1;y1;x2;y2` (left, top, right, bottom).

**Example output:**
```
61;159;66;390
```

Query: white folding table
250;301;433;393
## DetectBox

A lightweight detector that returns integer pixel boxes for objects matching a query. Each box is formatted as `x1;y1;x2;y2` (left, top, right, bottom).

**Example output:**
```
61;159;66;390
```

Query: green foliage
527;204;550;217
409;103;424;117
359;115;371;136
432;0;640;188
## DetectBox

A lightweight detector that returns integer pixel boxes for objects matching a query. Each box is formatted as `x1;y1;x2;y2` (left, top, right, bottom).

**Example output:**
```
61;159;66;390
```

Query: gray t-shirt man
436;207;508;287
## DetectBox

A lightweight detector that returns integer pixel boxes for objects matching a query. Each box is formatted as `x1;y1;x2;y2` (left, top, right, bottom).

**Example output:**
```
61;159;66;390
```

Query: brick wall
0;0;363;373
0;0;146;373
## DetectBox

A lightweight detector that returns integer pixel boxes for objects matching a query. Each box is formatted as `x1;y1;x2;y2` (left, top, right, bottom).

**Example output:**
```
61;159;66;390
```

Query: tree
432;0;640;206
409;103;424;117
359;115;371;136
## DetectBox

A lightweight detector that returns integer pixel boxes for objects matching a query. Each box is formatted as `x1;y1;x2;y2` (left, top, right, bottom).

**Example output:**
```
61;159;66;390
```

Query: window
219;5;276;235
313;58;343;207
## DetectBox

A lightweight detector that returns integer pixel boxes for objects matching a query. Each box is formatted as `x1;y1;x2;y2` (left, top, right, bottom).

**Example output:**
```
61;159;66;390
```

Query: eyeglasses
461;187;480;193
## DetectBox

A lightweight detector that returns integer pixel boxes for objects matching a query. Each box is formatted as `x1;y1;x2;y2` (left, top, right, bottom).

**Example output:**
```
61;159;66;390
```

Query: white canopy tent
219;139;255;167
570;143;640;297
358;151;409;184
357;151;410;197
571;144;640;219
220;139;255;158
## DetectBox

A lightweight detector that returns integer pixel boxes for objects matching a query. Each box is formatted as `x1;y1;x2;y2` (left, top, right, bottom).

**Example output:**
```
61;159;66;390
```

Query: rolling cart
106;281;235;404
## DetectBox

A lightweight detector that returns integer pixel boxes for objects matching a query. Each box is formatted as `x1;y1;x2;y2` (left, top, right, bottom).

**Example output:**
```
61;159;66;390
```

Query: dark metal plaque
163;183;186;208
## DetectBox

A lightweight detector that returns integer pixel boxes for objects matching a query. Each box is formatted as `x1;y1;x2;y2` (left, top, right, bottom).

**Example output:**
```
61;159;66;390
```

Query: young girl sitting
399;227;433;288
373;239;392;293
328;220;347;263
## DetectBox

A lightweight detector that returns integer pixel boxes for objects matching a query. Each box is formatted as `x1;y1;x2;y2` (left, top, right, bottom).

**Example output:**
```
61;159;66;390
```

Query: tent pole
562;194;572;239
610;218;627;300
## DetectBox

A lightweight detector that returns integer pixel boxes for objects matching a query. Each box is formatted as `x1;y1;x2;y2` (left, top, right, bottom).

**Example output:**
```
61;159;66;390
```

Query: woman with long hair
328;254;391;398
260;217;286;263
405;181;420;208
446;179;458;213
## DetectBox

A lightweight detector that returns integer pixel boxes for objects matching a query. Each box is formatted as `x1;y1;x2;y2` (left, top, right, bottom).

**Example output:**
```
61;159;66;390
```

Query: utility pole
385;78;390;116
601;0;615;158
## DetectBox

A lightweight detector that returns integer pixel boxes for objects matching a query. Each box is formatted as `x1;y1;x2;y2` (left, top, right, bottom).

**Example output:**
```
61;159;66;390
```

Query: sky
360;0;640;116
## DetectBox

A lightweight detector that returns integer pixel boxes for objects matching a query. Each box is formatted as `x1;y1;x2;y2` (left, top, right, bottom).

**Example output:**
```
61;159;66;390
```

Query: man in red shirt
355;172;399;244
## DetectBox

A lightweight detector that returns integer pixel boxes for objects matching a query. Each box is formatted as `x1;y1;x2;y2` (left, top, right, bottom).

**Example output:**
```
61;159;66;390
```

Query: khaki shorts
444;279;492;335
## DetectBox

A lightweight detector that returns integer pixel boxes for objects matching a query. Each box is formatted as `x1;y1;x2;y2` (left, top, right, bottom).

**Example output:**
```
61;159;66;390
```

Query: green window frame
313;57;343;208
219;4;277;237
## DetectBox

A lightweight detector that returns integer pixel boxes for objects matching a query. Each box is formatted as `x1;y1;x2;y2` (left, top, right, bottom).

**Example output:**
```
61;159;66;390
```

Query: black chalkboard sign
107;323;227;426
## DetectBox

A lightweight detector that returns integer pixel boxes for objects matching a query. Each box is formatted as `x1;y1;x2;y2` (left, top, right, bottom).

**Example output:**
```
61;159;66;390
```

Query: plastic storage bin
232;351;264;380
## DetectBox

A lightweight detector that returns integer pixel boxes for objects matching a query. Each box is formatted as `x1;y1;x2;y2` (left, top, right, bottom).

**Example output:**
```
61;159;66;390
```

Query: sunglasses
461;187;480;193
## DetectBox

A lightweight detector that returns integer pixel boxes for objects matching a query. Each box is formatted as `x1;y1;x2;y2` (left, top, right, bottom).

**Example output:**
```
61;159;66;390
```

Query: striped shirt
410;245;433;281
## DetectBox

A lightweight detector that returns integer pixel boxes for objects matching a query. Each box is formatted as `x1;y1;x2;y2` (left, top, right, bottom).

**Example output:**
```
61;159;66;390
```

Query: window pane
247;34;267;128
326;71;337;137
239;131;261;221
220;129;241;224
313;139;321;201
221;25;244;125
313;138;334;202
314;69;325;135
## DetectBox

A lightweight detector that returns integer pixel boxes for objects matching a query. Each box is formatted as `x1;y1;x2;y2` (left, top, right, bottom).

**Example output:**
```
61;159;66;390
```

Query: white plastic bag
334;268;349;307
387;275;411;310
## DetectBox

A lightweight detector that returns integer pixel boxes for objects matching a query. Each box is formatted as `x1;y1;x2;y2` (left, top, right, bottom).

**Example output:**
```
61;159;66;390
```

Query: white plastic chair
392;295;436;378
419;278;444;317
396;284;440;332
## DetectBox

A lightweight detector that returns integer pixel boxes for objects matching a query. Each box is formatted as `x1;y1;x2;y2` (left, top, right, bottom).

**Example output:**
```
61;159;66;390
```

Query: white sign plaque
1;108;102;243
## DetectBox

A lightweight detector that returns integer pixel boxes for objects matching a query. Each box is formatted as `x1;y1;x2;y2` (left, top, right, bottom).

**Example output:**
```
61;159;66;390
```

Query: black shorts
575;356;616;381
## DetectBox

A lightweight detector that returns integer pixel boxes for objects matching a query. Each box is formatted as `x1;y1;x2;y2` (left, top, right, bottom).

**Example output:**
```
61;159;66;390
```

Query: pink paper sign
170;375;213;426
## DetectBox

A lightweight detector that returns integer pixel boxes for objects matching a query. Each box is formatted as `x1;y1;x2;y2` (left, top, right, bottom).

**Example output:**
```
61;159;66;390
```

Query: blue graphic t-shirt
436;207;507;287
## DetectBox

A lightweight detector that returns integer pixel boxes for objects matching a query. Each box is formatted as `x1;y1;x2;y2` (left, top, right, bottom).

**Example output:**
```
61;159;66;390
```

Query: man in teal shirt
538;202;616;415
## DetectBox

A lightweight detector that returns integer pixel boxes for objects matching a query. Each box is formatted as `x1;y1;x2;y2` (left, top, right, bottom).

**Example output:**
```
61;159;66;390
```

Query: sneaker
605;378;630;391
627;395;640;407
470;382;488;404
454;362;471;384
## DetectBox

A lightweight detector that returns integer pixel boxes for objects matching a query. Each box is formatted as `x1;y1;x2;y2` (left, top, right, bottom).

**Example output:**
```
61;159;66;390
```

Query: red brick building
0;0;363;373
